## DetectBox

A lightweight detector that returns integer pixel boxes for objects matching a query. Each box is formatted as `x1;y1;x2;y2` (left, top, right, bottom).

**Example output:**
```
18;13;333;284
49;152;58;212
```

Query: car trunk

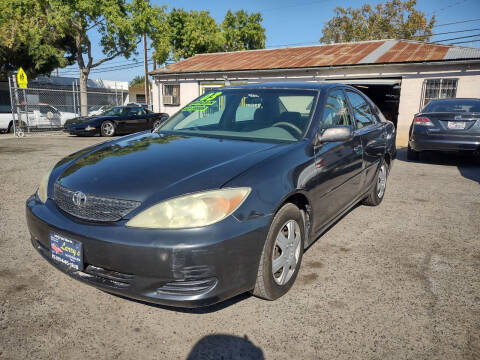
423;112;480;135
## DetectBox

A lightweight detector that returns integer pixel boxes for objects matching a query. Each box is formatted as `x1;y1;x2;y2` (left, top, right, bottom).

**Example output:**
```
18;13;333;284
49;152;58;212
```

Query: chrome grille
53;183;140;222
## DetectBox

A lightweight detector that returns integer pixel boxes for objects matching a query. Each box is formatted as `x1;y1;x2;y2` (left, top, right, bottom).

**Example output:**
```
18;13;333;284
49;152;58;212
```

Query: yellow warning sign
17;68;28;88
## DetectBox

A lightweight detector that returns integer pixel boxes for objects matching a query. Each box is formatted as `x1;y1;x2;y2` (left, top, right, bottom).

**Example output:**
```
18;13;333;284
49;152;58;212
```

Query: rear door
345;90;385;191
310;88;363;232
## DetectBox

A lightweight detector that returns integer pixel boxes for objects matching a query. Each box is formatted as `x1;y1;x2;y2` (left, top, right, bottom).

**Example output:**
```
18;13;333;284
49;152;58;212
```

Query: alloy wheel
102;122;114;136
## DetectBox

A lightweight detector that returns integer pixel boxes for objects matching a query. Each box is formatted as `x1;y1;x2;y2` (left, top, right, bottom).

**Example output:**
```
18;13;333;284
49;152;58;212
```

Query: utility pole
143;33;150;105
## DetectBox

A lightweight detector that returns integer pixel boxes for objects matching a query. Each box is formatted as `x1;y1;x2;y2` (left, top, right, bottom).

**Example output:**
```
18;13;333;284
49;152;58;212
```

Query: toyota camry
26;83;396;308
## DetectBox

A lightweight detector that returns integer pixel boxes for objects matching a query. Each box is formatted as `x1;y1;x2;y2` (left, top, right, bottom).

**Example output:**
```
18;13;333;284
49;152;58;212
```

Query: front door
125;107;148;132
310;88;363;234
345;90;386;190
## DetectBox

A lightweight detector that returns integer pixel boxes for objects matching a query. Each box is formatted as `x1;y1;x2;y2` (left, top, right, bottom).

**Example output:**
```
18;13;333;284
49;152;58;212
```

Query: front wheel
252;203;304;300
101;120;115;137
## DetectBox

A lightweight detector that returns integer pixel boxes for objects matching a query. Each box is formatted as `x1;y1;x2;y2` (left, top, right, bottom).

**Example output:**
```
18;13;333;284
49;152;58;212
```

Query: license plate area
447;121;466;130
50;232;83;271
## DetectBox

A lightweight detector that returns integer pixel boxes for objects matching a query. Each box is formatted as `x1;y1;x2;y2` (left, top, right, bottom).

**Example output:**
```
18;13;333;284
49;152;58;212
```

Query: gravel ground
0;134;479;360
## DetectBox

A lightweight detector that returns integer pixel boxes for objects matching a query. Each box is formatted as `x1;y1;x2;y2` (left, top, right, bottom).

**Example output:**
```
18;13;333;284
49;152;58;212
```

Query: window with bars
163;84;180;106
422;79;458;109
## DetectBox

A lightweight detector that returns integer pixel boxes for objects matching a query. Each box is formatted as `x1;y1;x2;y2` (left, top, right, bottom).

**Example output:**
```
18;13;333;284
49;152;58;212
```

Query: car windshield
102;107;127;116
423;99;480;113
159;89;318;142
88;105;101;111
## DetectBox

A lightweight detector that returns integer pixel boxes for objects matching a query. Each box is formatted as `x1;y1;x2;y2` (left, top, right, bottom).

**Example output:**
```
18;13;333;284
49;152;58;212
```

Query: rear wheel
252;203;304;300
101;121;115;137
407;144;420;161
363;160;388;206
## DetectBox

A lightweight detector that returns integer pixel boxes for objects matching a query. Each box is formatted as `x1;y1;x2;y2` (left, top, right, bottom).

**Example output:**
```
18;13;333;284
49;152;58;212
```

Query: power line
448;38;480;45
434;17;480;27
58;59;154;75
436;32;480;42
428;0;470;15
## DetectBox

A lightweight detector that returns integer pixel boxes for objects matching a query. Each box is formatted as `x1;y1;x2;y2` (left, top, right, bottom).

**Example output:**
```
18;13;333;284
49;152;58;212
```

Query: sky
57;0;480;83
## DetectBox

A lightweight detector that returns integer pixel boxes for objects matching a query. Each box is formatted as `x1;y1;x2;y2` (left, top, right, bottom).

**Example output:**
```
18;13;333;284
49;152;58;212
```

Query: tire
7;122;13;133
252;203;305;300
100;120;115;137
362;160;388;206
407;144;420;161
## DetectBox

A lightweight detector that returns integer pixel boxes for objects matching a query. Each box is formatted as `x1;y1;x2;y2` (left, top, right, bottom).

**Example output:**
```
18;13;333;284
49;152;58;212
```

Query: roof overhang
150;59;480;79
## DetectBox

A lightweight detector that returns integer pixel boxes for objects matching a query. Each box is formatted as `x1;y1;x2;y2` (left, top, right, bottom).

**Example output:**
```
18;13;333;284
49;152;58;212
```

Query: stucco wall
153;81;199;116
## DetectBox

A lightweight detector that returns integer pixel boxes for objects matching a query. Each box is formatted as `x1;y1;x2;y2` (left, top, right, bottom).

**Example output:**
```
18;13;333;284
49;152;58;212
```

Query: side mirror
317;126;353;144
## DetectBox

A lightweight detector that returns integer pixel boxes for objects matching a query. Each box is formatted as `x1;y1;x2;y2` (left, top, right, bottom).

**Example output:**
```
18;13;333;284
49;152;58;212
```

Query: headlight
126;187;251;229
37;168;53;203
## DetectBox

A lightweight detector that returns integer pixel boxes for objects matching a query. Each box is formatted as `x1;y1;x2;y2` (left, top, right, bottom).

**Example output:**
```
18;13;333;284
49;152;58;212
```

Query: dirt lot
0;133;479;360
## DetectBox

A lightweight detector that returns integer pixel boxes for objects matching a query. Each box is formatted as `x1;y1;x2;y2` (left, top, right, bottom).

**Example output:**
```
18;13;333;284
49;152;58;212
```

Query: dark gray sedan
408;98;480;160
26;83;396;308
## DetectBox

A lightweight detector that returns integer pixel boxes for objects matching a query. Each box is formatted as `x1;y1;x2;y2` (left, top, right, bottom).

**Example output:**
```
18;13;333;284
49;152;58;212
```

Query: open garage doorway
328;79;401;128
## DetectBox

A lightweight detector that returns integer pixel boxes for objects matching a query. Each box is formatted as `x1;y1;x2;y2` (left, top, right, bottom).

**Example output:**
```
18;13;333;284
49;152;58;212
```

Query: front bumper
26;195;270;308
410;131;480;152
64;126;99;136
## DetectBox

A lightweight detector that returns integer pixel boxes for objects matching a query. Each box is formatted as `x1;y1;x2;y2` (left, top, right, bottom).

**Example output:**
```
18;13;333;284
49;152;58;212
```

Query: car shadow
186;334;264;360
396;147;480;183
106;291;252;314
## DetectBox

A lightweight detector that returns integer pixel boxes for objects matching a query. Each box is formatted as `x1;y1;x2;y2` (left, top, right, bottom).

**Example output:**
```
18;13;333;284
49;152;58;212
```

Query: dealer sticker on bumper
49;232;83;271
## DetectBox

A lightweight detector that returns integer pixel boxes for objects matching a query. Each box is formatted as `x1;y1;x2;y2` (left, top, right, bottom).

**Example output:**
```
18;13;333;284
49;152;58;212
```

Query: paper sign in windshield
183;92;222;112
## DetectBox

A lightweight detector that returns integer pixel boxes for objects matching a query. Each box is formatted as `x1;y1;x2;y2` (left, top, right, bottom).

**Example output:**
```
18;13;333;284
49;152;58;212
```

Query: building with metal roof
150;40;480;145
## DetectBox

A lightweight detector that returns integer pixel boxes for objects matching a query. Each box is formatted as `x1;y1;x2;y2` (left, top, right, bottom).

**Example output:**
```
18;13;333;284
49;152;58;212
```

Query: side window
321;89;352;129
346;91;376;129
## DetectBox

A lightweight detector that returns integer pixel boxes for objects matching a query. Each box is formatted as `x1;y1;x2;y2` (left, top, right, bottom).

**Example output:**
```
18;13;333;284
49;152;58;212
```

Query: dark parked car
408;98;480;160
64;106;168;137
27;83;396;308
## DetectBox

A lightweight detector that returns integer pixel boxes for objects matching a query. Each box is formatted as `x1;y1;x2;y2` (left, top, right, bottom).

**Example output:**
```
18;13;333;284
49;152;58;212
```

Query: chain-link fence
7;76;128;136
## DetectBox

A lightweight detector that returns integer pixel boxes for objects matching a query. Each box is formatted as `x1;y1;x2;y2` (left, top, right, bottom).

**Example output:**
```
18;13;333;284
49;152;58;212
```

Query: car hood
64;115;111;125
54;132;285;204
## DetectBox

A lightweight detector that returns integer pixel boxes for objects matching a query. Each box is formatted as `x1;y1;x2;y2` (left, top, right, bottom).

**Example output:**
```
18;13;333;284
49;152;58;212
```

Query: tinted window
160;89;318;142
129;107;146;116
423;99;480;113
321;89;352;129
346;91;376;129
103;107;127;116
0;105;11;113
235;94;262;123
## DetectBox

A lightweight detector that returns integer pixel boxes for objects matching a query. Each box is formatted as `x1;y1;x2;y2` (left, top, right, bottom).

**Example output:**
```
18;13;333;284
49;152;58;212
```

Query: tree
0;0;75;79
320;0;435;44
2;0;168;115
130;75;150;87
39;0;167;115
152;8;266;62
165;9;224;61
221;10;266;51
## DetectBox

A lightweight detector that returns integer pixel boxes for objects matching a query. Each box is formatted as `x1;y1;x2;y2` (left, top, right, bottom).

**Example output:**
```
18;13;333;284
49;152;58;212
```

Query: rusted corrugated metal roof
150;40;480;75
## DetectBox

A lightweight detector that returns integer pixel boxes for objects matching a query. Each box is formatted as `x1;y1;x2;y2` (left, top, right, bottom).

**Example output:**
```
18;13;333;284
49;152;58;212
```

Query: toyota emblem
72;191;87;206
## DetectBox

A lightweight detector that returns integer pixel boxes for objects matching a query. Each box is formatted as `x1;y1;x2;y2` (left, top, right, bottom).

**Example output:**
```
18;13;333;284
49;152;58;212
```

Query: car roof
428;98;480;102
225;82;346;91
